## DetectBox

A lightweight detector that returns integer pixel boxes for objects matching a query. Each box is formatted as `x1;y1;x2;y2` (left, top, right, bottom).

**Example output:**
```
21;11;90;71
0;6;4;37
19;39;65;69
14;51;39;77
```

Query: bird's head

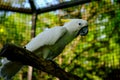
63;19;88;36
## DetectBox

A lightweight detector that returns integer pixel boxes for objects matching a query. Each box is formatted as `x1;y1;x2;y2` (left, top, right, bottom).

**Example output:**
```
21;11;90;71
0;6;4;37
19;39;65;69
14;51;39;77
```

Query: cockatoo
0;19;88;80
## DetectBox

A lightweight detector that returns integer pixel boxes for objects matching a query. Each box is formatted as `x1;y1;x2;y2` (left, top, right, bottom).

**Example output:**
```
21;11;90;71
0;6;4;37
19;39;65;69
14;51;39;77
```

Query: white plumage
26;27;67;52
0;19;88;80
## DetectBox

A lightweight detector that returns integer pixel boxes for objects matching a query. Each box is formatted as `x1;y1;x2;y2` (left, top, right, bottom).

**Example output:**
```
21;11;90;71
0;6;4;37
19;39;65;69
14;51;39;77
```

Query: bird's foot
46;59;59;68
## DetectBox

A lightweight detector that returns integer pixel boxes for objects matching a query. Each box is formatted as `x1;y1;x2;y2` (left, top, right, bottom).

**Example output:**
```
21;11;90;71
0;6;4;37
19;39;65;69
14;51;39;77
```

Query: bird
0;19;88;80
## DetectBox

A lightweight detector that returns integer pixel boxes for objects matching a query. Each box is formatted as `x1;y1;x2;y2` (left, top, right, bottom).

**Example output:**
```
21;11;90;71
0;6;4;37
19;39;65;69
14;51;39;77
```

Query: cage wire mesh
0;12;31;48
0;0;120;80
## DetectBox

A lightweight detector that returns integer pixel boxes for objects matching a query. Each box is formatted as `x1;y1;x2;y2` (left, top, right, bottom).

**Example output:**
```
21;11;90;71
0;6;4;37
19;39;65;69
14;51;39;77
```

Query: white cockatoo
0;19;88;80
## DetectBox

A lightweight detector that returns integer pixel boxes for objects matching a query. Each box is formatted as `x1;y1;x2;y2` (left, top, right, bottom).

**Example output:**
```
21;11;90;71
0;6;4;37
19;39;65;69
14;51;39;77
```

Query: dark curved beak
79;26;88;36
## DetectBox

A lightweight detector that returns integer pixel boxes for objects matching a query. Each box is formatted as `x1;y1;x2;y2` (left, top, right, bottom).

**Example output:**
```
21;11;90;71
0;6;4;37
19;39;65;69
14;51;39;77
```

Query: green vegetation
0;0;120;80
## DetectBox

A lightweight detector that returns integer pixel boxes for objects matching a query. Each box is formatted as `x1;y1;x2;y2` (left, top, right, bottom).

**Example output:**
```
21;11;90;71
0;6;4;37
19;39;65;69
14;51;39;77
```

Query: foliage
0;0;120;80
0;12;31;47
57;1;120;80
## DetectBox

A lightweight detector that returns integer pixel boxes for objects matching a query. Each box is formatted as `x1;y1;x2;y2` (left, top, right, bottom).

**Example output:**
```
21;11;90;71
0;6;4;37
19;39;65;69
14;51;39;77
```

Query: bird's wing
25;26;67;52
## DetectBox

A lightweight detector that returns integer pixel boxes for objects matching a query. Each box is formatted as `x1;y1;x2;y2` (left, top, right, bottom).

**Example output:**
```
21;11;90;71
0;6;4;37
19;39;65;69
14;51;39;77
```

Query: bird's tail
0;58;23;80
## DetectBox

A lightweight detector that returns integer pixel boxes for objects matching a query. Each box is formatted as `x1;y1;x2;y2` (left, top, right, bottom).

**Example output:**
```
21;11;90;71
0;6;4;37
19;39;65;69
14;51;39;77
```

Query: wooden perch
0;44;81;80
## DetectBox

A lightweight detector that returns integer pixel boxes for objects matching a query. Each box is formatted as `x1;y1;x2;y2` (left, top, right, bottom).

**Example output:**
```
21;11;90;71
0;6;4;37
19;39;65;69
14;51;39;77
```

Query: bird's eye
79;23;81;25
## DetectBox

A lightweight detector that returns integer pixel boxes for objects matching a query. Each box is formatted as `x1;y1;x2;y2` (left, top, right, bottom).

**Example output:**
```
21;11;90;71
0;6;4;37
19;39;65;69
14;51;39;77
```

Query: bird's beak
79;26;88;36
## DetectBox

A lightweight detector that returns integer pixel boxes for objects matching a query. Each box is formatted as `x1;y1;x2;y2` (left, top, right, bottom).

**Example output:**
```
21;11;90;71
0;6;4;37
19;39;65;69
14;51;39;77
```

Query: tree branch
29;0;36;12
0;0;93;14
0;43;81;80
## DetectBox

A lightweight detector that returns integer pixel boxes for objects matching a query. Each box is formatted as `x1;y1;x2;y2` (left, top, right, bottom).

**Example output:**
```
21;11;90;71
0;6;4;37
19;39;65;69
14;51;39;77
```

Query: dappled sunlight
0;0;120;80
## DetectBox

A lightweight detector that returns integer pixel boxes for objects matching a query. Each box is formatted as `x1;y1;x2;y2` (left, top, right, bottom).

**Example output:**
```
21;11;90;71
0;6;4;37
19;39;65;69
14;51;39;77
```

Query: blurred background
0;0;120;80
